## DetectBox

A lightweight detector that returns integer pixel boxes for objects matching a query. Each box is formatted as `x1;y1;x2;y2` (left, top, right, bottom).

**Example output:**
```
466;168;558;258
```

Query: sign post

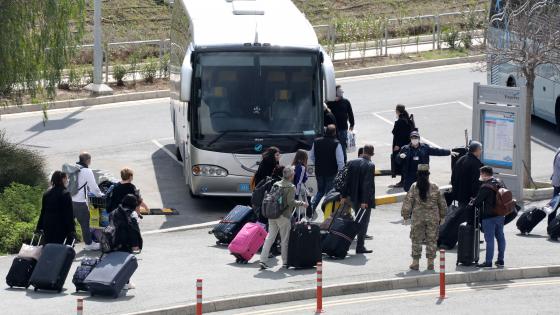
472;83;526;201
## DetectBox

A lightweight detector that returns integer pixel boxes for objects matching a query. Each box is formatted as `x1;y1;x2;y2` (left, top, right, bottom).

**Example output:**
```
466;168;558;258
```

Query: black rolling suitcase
322;209;366;259
516;207;546;234
456;207;480;266
6;257;36;289
287;217;322;269
84;251;137;298
29;240;76;292
437;205;467;250
210;205;254;245
72;257;100;292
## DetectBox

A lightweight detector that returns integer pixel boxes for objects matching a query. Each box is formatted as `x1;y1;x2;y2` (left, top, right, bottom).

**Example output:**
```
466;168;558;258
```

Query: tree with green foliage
0;0;86;104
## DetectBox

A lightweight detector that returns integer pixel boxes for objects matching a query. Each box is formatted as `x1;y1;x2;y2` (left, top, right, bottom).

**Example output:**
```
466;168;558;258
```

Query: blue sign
254;144;263;152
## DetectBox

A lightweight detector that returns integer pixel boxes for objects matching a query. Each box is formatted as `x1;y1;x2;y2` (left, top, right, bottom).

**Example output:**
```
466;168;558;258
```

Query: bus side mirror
180;52;193;102
321;49;336;102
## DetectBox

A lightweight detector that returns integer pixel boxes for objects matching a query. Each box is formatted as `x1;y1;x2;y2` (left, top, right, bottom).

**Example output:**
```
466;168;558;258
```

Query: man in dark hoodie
451;141;484;209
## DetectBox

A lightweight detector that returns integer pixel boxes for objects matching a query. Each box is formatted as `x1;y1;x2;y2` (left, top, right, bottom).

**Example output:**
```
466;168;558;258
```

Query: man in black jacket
327;85;355;163
309;125;344;211
470;166;506;268
451;141;484;208
341;144;375;254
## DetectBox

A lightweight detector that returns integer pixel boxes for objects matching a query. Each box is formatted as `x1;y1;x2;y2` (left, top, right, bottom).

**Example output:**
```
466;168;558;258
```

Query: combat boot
427;258;435;271
409;258;420;271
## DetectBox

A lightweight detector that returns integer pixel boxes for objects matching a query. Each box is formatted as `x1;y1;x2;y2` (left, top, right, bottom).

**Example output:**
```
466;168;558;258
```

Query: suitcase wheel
34;288;38;292
57;289;62;293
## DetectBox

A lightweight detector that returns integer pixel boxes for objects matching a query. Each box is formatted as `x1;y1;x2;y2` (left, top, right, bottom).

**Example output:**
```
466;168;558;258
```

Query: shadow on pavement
151;145;250;230
532;116;560;151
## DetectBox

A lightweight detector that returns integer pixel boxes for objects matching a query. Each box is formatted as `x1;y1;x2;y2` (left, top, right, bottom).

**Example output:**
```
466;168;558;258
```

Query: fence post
384;24;388;57
432;16;436;50
439;249;446;299
77;298;83;315
436;14;441;50
104;43;109;84
159;39;164;78
316;261;323;314
196;279;203;315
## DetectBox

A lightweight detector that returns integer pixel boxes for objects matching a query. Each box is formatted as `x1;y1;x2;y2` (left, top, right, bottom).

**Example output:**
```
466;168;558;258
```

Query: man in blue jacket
397;130;457;192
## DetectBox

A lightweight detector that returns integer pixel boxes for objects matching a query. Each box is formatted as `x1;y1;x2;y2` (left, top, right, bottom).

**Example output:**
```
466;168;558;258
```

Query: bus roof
181;0;320;49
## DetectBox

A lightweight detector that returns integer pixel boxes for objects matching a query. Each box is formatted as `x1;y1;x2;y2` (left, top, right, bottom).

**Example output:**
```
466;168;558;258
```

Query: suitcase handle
30;233;42;246
63;237;76;247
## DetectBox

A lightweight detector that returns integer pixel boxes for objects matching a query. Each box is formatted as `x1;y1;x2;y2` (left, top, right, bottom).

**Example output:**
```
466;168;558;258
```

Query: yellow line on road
235;279;560;315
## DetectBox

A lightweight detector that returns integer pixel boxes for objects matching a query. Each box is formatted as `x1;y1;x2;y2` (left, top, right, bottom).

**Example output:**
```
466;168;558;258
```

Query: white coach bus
169;0;336;197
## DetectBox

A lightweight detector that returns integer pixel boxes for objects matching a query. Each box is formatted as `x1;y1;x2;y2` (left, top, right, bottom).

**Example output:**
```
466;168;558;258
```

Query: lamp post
85;0;113;95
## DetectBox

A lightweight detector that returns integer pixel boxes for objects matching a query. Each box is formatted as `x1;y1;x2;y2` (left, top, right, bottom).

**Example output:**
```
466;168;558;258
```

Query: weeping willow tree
0;0;86;105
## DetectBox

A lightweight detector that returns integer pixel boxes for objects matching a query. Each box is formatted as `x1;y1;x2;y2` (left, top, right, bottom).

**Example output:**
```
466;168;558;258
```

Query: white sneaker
84;242;100;251
125;282;135;290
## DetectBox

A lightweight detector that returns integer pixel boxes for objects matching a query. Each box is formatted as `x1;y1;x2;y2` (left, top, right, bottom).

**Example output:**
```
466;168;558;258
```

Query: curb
335;55;485;78
1;57;483;115
0;90;170;115
124;264;560;315
376;185;451;206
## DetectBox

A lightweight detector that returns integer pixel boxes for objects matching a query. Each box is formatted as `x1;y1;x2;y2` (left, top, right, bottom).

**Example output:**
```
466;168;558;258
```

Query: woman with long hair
291;150;312;218
251;146;280;191
391;104;413;188
400;164;446;271
36;171;76;244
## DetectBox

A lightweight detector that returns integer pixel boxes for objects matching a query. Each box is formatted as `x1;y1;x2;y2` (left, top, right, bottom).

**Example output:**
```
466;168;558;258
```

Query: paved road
212;277;560;315
1;63;558;231
2;202;558;315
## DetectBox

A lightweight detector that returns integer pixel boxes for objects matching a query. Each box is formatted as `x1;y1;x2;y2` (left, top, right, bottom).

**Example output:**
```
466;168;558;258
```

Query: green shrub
444;28;460;50
68;67;82;90
113;64;128;86
0;130;47;192
0;183;42;223
0;214;35;255
160;53;170;78
142;58;158;83
461;33;473;49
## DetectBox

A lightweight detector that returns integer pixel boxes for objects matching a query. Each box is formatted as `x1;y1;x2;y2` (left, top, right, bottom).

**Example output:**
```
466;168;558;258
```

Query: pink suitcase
228;222;267;263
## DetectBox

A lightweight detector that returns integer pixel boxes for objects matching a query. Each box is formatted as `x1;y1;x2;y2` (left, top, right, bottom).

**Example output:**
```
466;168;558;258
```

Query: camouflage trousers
410;219;439;259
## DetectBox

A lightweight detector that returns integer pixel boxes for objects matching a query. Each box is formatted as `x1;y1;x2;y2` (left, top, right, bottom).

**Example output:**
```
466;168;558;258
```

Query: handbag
320;202;350;231
17;233;43;261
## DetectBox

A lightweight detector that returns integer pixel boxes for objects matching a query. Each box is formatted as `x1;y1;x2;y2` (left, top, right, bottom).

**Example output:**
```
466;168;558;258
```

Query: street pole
85;0;113;95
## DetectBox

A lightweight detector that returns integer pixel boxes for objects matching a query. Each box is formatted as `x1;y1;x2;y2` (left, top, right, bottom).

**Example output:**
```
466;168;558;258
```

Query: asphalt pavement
212;277;560;315
1;202;558;315
1;63;559;232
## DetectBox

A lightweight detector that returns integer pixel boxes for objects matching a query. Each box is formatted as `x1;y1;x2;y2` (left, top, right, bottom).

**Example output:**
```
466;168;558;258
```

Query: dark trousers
351;203;371;250
550;186;560;224
338;130;348;163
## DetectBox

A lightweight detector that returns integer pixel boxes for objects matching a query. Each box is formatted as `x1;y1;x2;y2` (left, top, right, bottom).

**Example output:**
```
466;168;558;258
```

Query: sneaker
476;262;492;268
259;262;270;270
495;260;505;267
125;282;136;290
84;242;100;251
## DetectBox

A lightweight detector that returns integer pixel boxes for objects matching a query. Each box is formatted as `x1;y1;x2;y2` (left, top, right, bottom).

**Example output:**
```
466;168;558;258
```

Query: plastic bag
347;131;357;153
89;205;100;228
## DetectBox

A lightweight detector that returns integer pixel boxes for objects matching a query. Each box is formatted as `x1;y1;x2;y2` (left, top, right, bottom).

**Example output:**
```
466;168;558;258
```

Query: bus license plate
238;183;250;192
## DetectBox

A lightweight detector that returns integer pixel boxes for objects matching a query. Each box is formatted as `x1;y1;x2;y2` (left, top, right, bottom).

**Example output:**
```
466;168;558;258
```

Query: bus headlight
192;165;228;177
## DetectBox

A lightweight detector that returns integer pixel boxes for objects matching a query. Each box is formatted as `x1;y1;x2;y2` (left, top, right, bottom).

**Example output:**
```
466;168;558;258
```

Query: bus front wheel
189;185;201;199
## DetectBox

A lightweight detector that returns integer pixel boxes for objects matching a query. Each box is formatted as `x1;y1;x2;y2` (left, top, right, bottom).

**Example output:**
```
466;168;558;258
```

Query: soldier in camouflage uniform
401;164;447;270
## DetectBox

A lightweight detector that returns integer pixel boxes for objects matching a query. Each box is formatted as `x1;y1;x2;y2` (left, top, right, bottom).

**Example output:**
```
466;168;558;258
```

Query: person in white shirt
71;152;104;251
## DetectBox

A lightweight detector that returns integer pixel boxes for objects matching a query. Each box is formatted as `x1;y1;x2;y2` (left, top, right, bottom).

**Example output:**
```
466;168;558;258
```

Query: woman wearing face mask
391;104;413;188
397;130;457;192
36;171;76;244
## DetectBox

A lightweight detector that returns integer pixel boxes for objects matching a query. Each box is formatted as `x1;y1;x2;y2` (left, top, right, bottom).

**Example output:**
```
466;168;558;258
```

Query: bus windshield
191;52;321;150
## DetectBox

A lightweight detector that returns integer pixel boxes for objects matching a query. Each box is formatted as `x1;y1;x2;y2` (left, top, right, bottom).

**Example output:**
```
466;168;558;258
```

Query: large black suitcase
516;207;546;234
29;242;76;292
456;207;479;266
437;205;467;250
547;216;560;240
287;221;322;269
322;209;366;259
6;257;36;288
210;205;254;245
72;257;100;292
84;251;137;298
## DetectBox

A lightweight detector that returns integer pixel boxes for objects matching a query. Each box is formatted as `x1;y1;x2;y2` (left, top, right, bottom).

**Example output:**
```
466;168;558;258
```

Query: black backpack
251;176;276;214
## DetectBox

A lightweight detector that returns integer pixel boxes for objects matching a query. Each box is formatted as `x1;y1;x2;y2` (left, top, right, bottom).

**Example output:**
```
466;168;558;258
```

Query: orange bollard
316;261;323;313
77;298;84;315
439;249;446;299
196;279;203;315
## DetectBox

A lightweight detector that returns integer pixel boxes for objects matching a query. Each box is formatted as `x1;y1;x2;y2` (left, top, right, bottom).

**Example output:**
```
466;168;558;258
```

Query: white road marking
456;100;473;109
142;221;219;235
151;139;183;166
372;112;442;148
374;101;459;114
337;63;476;83
1;97;169;119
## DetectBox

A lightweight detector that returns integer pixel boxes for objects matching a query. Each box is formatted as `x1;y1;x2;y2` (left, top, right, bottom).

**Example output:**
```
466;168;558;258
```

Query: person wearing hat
451;141;484;210
401;164;447;271
397;130;458;192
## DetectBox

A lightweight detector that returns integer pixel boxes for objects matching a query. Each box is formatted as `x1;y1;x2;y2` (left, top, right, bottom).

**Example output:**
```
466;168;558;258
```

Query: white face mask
411;139;420;146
